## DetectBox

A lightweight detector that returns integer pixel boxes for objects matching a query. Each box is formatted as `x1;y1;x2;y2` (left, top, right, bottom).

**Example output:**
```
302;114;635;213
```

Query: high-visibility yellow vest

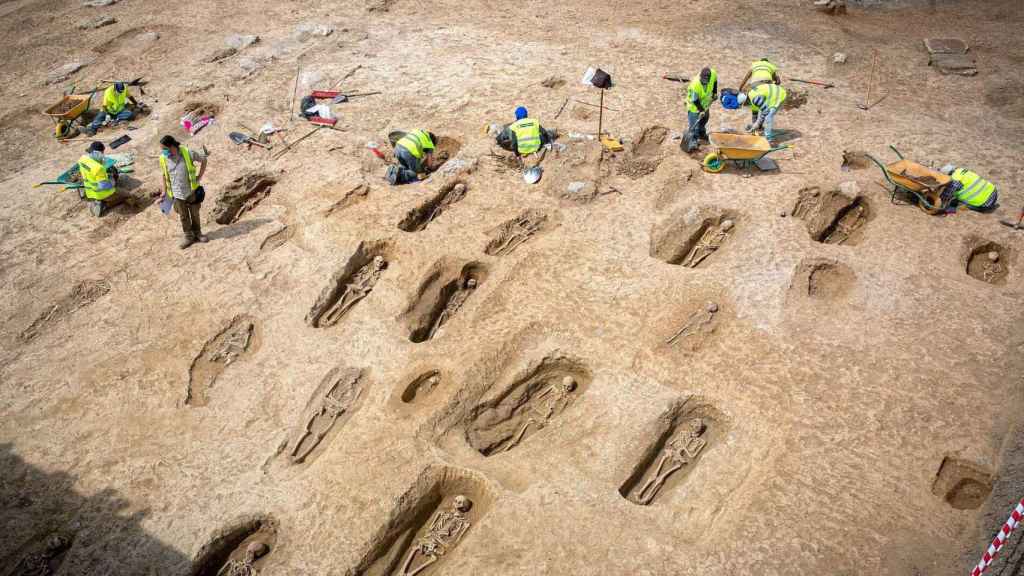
749;83;787;112
749;59;778;85
159;146;199;198
687;69;718;114
951;168;996;207
510;118;542;155
396;130;435;160
103;85;128;115
78;155;115;201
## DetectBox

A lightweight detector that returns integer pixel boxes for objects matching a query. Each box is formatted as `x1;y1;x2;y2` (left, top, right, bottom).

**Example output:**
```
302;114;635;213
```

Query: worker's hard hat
515;106;528;120
939;164;956;175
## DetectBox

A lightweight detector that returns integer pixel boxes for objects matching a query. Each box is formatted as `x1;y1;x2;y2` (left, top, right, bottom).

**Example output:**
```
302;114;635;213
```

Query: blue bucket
722;92;740;110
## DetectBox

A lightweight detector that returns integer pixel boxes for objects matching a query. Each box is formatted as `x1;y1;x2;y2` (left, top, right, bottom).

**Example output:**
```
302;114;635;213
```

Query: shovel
229;131;271;149
523;166;543;185
999;207;1024;231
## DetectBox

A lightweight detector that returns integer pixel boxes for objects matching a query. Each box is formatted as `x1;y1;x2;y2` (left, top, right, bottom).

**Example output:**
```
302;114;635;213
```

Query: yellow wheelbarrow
867;145;952;215
43;94;92;139
702;132;791;173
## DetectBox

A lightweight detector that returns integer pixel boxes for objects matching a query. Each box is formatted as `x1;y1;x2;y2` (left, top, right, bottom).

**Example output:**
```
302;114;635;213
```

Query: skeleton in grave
823;204;864;245
502;376;578;453
322;256;386;325
428;183;467;223
400;495;473;576
288;370;362;463
682;219;734;268
210;322;254;365
635;418;707;505
426;276;477;340
490;213;546;256
216;541;270;576
980;251;1003;283
666;302;719;345
11;534;70;576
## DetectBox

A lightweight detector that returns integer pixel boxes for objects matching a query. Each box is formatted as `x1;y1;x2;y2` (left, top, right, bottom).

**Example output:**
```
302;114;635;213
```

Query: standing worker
78;141;121;217
939;164;999;212
386;129;437;185
158;135;208;249
738;57;781;92
683;67;718;152
738;83;787;143
85;82;136;135
496;106;552;166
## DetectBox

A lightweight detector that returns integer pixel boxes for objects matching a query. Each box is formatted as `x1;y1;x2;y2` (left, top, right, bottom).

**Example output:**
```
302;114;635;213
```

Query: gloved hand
744;124;754;133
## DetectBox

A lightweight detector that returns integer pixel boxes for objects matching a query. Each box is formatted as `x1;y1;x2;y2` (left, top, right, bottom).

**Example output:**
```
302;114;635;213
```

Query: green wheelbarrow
867;145;952;215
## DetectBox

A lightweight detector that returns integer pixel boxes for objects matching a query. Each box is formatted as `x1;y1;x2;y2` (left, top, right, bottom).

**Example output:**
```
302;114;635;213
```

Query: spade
229;131;271;149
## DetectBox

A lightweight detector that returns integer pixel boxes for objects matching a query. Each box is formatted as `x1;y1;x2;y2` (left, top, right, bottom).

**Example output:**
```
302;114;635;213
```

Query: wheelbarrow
702;132;790;173
33;154;135;198
867;145;951;215
43;94;92;139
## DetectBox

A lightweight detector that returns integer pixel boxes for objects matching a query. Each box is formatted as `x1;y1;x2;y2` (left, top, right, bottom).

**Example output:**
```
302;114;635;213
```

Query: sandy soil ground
2;0;1023;574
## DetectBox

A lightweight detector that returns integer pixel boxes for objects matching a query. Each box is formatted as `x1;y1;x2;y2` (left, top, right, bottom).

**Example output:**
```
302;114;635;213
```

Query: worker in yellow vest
683;67;718;152
939;164;999;212
496;106;552;167
78;141;122;217
738;83;787;142
738;58;781;92
85;82;136;135
387;129;437;185
158;135;209;249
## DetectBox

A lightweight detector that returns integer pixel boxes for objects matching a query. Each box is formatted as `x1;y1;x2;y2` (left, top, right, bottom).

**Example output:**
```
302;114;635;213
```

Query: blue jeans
392;146;423;185
753;108;779;140
687;111;709;141
88;109;133;131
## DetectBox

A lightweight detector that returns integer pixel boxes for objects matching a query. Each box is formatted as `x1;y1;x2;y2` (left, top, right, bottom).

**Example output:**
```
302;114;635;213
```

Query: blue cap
515;106;528;120
114;82;125;91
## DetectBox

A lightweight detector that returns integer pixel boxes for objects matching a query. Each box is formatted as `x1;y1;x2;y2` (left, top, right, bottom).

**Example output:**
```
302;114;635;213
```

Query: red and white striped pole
971;497;1024;576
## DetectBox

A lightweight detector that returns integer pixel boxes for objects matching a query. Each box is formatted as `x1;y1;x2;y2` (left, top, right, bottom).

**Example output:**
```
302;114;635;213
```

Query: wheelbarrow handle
888;144;904;160
865;154;896;187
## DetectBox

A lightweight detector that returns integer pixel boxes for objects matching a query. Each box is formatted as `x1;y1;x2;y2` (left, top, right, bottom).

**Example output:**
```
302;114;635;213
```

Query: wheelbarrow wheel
917;190;946;216
702;152;725;173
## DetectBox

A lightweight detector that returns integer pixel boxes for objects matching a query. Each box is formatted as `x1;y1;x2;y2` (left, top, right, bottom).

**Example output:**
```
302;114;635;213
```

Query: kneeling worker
738;83;787;143
78;141;122;217
496;106;552;166
85;82;136;135
387;129;437;185
940;164;999;212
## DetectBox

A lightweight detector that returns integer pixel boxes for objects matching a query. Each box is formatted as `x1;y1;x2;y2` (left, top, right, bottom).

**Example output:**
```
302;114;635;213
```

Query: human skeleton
216;542;269;576
289;371;362;463
502;376;577;453
666;302;719;345
490;213;546;256
400;496;473;576
682;220;733;268
210;322;254;365
823;205;864;245
12;535;70;576
322;256;386;326
982;251;1003;283
427;277;477;340
635;418;707;505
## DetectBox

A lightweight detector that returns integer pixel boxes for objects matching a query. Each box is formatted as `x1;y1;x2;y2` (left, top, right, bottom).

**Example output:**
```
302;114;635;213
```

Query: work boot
179;237;195;250
196;235;209;243
385;165;399;185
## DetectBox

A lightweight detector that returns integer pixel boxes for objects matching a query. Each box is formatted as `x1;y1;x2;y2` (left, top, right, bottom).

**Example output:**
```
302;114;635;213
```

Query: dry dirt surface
2;0;1024;574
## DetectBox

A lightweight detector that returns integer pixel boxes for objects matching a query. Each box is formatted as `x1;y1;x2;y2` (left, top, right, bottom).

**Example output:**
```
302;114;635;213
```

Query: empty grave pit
283;366;367;466
259;224;294;253
402;260;487;344
191;515;277;576
483;209;551;256
464;354;591;457
650;208;739;268
791;186;870;246
931;456;994;510
212;172;276;225
619;402;726;506
791;258;856;300
350;467;494;576
186;315;261;407
306;240;392;328
397;180;468;232
965;241;1009;285
19;278;110;343
401;369;443;404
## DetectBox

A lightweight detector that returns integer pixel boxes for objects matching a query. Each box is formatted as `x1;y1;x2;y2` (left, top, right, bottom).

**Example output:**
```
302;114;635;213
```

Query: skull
987;251;1000;263
561;376;577;392
683;418;705;436
245;541;269;561
45;535;67;552
720;219;735;232
705;302;719;313
465;278;478;289
453;495;472;513
373;255;385;268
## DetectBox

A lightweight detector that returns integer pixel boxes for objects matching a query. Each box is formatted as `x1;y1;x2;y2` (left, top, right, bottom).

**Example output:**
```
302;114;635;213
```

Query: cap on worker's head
700;67;712;82
114;82;125;92
427;132;438;146
159;135;180;149
760;56;772;61
940;164;956;175
88;141;105;153
515;106;528;120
